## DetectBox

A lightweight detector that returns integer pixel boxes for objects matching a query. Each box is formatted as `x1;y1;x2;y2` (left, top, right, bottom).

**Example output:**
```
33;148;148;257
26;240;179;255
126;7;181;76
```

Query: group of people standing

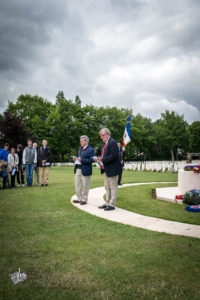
1;128;124;211
73;128;125;211
0;139;52;189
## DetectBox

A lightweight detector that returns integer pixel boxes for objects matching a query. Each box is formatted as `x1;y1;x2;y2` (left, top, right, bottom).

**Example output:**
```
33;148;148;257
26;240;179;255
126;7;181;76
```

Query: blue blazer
102;137;120;177
76;146;95;176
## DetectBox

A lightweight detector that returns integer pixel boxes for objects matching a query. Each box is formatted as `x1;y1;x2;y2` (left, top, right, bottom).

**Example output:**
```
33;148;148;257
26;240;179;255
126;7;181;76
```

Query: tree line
0;91;199;162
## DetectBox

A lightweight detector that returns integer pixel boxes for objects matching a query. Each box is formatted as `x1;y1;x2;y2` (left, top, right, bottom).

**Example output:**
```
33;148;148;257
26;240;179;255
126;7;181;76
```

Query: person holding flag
118;113;132;185
117;142;125;185
122;113;132;150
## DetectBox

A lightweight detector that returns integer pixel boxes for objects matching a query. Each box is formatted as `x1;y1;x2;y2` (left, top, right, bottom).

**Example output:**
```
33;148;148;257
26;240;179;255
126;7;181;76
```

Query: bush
183;189;200;205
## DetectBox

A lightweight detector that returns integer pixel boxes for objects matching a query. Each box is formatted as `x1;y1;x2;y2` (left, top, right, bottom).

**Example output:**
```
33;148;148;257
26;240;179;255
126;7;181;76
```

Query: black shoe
104;205;115;211
73;199;80;203
98;204;108;209
118;183;123;186
80;201;87;205
41;184;44;186
45;184;48;186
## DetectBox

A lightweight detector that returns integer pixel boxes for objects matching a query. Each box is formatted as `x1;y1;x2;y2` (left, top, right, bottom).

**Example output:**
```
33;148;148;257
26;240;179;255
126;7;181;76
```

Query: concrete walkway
71;182;200;239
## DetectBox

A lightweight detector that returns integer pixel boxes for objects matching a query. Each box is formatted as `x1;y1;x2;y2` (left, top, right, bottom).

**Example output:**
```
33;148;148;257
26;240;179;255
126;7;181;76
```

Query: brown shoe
73;199;80;203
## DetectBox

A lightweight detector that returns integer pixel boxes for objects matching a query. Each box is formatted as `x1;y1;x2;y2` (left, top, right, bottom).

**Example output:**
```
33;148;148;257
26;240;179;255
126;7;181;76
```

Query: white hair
99;128;111;136
80;135;89;142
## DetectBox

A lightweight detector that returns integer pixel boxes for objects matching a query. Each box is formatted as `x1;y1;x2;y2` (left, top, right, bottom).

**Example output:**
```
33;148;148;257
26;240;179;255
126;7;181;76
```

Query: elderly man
97;128;120;211
38;140;52;186
73;135;94;205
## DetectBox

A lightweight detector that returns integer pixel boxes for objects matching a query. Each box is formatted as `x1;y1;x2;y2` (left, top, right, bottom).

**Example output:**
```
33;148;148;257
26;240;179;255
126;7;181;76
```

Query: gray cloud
0;0;200;123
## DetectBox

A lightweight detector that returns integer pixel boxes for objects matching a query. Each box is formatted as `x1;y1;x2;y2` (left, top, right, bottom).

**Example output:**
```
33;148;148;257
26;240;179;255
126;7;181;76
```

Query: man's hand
93;156;97;162
97;157;102;162
78;157;81;162
42;160;46;164
0;163;2;168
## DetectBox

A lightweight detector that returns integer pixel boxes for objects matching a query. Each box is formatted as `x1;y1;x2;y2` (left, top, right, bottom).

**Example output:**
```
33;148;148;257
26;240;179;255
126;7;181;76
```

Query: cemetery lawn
117;183;200;225
0;167;200;300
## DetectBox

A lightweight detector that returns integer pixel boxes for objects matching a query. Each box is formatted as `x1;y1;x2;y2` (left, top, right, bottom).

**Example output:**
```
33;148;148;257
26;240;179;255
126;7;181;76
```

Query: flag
122;114;132;148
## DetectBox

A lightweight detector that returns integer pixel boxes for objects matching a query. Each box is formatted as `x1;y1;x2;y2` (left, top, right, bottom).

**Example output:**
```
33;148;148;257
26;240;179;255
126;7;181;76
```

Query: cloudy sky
0;0;200;122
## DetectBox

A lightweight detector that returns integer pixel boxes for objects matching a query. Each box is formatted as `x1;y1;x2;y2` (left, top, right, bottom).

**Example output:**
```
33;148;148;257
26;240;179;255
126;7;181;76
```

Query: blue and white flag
122;114;132;148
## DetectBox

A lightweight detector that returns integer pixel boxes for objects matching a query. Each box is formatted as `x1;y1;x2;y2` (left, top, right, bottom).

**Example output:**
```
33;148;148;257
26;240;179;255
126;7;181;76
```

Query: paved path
71;182;200;239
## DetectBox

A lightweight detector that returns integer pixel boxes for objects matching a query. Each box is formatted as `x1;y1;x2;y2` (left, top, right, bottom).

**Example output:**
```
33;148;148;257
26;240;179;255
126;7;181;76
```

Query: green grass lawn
0;167;200;300
117;183;200;225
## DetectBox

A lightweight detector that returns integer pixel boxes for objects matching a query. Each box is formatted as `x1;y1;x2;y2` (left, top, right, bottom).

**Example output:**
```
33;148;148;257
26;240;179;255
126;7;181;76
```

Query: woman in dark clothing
16;144;25;187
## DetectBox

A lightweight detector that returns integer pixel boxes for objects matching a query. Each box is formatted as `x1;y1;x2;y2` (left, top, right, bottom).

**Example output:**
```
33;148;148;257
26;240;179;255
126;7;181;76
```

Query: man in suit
73;135;94;205
117;142;125;186
97;128;120;211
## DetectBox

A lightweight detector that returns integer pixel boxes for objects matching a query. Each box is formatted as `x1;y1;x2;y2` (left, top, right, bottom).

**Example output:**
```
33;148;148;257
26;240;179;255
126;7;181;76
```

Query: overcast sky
0;0;200;123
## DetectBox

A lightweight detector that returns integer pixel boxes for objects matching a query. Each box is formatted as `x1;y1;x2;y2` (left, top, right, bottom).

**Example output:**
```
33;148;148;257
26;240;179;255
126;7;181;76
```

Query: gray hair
99;128;111;136
80;135;89;142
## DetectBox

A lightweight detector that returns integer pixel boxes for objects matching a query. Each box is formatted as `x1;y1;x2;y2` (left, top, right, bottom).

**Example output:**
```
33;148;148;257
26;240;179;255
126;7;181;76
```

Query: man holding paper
95;128;120;211
73;135;94;205
38;140;52;186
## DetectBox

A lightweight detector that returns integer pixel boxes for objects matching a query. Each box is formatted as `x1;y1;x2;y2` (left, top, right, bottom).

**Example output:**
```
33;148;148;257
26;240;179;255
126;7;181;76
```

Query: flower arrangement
184;165;200;173
183;189;200;205
175;195;183;200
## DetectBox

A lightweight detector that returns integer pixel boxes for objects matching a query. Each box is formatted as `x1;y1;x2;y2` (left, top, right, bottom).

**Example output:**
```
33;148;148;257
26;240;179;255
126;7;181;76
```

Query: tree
46;93;83;159
189;121;200;152
156;110;189;161
6;94;54;142
75;95;81;107
0;112;29;147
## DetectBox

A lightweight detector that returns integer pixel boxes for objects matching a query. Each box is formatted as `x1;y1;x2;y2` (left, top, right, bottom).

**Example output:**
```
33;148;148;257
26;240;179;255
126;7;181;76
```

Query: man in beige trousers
38;140;52;187
96;128;120;211
73;136;95;205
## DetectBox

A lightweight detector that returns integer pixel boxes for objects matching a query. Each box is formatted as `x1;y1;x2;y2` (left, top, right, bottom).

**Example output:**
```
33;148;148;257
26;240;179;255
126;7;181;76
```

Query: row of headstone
124;160;200;172
51;160;200;173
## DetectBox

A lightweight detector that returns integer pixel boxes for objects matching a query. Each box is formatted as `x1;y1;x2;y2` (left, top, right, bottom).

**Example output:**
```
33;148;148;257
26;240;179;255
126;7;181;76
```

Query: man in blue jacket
0;143;10;162
73;135;94;205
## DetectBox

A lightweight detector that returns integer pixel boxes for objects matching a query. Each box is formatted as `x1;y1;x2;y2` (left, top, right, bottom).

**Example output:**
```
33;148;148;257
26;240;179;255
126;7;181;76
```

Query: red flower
175;195;183;200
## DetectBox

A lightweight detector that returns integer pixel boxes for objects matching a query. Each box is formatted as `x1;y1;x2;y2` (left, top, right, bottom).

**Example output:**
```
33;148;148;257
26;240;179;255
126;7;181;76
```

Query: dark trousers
10;174;16;187
0;171;7;187
17;170;24;184
118;164;123;184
